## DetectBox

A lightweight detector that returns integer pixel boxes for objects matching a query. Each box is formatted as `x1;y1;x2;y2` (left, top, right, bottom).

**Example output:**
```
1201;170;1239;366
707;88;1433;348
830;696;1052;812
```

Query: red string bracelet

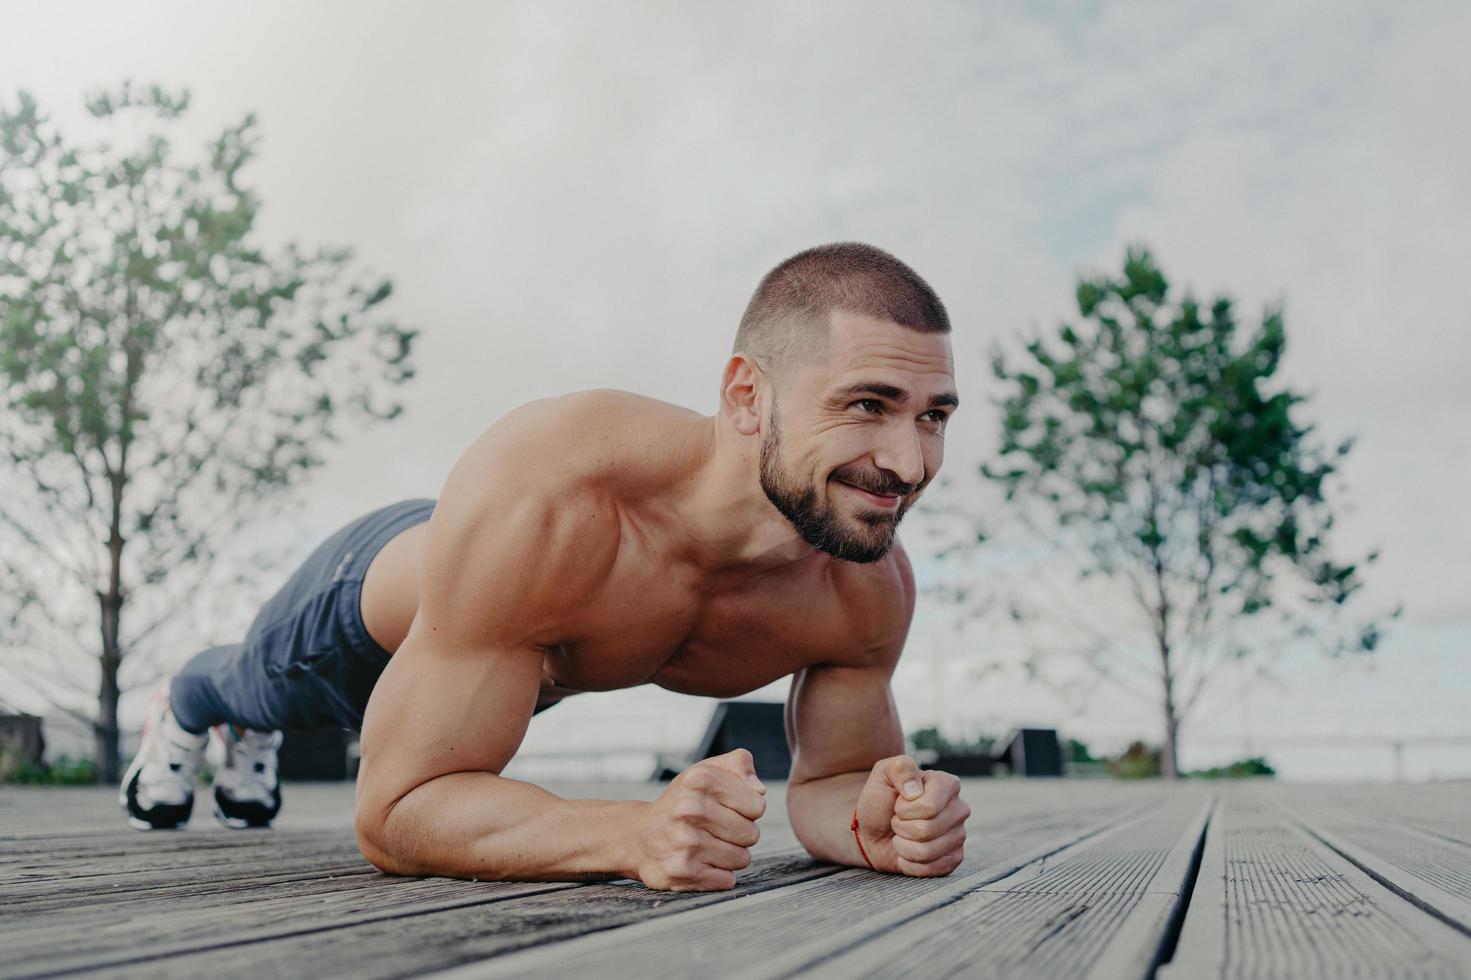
851;807;876;870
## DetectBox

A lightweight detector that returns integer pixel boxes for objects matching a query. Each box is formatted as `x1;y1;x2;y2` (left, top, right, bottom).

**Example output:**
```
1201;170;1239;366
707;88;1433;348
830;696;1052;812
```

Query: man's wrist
786;771;871;866
606;798;652;881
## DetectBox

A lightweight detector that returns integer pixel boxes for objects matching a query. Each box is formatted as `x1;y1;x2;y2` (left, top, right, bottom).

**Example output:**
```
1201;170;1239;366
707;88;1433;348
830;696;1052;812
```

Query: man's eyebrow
837;382;908;402
928;391;960;410
836;382;960;410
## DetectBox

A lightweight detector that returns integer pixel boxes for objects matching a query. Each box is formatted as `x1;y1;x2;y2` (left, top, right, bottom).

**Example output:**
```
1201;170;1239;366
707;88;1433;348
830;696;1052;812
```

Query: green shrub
908;726;996;757
1108;742;1162;779
1188;756;1276;779
3;754;100;785
1067;737;1097;763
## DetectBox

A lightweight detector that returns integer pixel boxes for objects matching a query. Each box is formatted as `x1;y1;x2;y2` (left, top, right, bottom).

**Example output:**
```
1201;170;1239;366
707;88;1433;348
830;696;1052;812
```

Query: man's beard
758;408;917;564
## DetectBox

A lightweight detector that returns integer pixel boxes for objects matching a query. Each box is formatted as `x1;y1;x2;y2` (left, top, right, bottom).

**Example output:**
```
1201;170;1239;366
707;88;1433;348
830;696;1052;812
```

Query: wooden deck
3;779;1469;978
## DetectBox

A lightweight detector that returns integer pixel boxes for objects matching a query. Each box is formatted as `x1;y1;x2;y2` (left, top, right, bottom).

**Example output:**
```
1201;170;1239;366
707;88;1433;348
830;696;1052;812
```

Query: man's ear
720;354;764;437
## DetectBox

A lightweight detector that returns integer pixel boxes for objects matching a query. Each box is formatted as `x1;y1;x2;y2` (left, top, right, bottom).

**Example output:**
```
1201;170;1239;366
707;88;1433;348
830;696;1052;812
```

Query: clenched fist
635;748;767;891
854;756;968;876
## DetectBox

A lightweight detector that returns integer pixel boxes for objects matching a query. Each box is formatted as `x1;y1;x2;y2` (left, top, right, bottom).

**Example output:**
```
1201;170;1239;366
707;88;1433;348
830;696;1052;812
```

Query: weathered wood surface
1160;790;1471;980
1271;785;1471;941
442;786;1189;979
2;780;1468;979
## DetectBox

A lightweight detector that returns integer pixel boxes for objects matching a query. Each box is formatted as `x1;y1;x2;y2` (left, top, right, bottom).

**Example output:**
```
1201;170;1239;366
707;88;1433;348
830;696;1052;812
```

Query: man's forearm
786;770;871;867
357;771;648;881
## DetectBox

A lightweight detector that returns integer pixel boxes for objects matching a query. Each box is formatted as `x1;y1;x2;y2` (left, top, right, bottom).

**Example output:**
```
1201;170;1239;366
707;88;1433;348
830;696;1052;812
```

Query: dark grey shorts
171;499;437;733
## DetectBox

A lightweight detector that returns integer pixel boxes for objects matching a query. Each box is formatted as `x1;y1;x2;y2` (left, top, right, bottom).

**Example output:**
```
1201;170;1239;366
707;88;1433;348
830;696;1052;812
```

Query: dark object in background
658;700;792;781
278;727;352;781
996;728;1064;777
926;752;994;776
0;714;45;779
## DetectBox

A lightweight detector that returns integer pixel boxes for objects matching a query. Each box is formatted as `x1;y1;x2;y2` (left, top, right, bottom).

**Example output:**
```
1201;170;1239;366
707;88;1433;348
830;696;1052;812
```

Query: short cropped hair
733;242;950;372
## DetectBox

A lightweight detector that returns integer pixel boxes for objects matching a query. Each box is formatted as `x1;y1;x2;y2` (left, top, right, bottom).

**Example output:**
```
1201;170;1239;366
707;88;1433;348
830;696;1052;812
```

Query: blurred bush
3;754;99;785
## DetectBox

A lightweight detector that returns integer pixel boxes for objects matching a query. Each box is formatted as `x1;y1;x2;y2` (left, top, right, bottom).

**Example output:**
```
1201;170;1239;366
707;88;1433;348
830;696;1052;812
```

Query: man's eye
853;399;882;413
922;410;949;424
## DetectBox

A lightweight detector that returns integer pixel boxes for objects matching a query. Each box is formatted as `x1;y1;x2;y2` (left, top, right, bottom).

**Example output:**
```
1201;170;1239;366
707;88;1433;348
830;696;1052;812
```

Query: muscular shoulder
821;539;918;668
421;390;702;645
468;389;703;493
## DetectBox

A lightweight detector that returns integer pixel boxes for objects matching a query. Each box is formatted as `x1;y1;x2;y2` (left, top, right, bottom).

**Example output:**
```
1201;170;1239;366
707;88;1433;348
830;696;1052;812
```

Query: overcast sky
3;0;1467;780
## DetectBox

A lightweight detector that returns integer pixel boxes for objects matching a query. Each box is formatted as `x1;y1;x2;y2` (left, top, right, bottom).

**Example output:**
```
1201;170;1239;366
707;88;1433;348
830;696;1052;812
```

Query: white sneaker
119;690;209;831
212;726;283;829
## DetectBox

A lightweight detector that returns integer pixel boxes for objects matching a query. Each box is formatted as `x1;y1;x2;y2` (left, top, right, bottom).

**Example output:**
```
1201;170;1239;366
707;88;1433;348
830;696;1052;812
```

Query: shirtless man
119;241;971;891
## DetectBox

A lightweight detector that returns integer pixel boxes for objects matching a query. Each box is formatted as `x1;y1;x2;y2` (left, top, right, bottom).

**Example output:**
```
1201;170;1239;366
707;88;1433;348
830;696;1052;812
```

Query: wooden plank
1268;783;1471;850
62;851;838;980
2;833;804;975
0;834;375;907
0;781;814;976
785;791;1213;980
0;876;582;979
426;785;1178;980
0;828;338;862
1278;794;1471;938
49;783;1157;980
1159;787;1471;980
0;783;358;838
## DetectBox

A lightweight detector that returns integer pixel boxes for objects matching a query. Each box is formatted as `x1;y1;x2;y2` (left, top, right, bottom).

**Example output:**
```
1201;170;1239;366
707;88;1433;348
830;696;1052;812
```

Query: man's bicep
357;619;543;816
357;444;619;818
351;610;554;873
786;658;906;784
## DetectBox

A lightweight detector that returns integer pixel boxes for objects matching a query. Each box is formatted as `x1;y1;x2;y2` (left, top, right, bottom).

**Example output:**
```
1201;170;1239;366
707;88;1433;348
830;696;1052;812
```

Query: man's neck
663;415;819;573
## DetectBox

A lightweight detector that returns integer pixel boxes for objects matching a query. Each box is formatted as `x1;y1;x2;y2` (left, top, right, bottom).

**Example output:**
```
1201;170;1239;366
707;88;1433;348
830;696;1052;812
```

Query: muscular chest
541;566;852;698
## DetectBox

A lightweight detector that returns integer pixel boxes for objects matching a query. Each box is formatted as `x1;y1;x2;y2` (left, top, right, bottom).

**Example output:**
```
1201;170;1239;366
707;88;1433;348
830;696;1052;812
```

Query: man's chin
820;521;897;564
825;542;893;564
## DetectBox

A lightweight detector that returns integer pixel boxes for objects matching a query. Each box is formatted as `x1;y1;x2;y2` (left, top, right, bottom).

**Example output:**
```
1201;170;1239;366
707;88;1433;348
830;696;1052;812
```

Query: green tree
979;247;1395;778
0;83;417;780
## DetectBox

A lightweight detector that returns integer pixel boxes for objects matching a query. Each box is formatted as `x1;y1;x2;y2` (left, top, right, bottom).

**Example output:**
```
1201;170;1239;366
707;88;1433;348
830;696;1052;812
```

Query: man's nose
873;422;925;488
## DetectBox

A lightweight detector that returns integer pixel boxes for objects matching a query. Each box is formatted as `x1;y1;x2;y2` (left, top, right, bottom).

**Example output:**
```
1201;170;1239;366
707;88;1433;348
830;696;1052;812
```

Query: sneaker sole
126;815;187;831
213;803;274;830
119;759;193;831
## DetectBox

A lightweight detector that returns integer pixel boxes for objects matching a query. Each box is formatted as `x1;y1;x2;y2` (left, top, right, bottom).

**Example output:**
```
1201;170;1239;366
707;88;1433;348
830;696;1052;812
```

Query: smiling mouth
837;480;902;508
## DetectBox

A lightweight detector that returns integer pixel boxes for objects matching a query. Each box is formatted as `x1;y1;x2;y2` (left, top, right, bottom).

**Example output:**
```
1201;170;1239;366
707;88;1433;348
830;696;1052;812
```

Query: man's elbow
354;804;415;876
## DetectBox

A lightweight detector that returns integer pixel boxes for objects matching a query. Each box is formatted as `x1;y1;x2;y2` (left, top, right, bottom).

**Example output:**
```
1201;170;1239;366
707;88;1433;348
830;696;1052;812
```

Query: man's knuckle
667;855;702;880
